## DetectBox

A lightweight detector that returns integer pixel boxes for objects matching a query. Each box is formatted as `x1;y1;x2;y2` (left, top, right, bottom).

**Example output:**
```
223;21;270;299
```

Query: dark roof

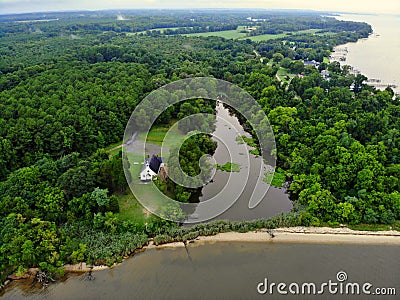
149;155;163;173
303;60;320;66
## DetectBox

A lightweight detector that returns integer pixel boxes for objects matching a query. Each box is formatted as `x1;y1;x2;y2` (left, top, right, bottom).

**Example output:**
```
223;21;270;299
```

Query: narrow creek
190;101;293;222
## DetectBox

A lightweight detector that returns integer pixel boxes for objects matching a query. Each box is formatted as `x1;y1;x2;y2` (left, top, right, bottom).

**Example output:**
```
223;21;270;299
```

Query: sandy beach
63;227;400;272
194;227;400;245
149;226;400;250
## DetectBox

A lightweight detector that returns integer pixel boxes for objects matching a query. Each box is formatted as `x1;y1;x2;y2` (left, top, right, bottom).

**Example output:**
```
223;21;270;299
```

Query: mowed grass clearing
244;33;287;41
137;122;186;149
183;29;247;39
128;26;335;41
116;193;149;223
126;122;186;183
277;67;296;83
110;125;186;224
244;29;326;42
132;26;334;41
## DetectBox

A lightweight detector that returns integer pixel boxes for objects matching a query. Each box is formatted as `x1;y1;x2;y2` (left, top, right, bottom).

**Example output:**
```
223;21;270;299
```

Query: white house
140;155;164;181
303;60;320;68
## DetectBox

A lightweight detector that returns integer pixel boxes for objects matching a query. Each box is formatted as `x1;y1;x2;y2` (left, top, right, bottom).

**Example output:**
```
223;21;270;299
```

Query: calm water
333;14;400;93
3;242;399;299
192;102;292;222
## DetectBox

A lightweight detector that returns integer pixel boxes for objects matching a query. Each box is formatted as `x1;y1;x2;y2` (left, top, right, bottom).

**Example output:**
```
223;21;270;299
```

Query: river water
332;14;400;93
191;102;292;222
3;242;399;299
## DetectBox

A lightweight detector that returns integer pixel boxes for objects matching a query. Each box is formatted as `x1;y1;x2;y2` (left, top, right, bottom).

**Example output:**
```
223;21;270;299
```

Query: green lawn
133;27;334;42
119;122;187;186
116;193;149;223
131;182;173;214
291;29;321;35
277;67;295;83
137;122;185;148
107;121;185;168
276;67;288;75
243;29;325;42
125;152;145;184
183;29;248;39
243;33;287;42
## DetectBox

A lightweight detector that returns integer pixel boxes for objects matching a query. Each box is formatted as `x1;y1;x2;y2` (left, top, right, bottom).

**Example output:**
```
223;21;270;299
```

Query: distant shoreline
331;14;399;94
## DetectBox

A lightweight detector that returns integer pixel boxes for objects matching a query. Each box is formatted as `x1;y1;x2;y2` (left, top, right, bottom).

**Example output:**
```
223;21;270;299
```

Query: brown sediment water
2;241;399;299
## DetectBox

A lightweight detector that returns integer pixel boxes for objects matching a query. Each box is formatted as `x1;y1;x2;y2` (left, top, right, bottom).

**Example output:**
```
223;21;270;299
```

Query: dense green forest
1;9;399;286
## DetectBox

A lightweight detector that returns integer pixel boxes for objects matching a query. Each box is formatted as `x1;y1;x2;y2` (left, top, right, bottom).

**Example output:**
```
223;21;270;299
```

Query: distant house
303;60;320;68
321;69;330;80
140;155;164;181
246;17;266;22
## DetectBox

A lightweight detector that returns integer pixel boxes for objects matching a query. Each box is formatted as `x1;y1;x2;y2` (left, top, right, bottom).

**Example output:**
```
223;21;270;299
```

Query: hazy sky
1;0;399;15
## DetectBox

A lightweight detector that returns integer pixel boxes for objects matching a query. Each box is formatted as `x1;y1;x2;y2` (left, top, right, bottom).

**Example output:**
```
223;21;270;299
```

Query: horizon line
0;8;388;17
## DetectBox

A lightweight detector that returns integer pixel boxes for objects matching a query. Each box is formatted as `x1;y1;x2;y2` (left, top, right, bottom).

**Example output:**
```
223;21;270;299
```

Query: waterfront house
140;155;164;181
303;60;320;68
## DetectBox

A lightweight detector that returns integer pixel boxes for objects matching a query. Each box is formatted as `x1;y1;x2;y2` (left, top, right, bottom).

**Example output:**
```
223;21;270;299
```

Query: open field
116;193;149;223
244;33;287;41
126;152;145;183
130;26;335;41
183;29;247;39
121;122;188;220
244;29;325;41
183;28;333;41
276;67;295;83
137;122;185;148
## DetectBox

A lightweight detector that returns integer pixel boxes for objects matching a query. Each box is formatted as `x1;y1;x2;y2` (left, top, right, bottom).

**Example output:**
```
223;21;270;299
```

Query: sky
1;0;400;15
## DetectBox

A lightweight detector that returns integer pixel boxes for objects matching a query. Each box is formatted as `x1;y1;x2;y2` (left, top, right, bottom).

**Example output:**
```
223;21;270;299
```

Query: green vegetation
152;213;302;245
249;149;260;156
238;135;261;156
183;29;247;39
106;142;123;157
235;136;245;144
244;33;287;41
264;168;286;187
116;193;148;223
157;133;217;203
216;162;241;172
2;8;399;287
184;28;331;42
133;26;193;35
347;221;400;232
276;67;294;83
241;136;258;148
137;122;185;147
